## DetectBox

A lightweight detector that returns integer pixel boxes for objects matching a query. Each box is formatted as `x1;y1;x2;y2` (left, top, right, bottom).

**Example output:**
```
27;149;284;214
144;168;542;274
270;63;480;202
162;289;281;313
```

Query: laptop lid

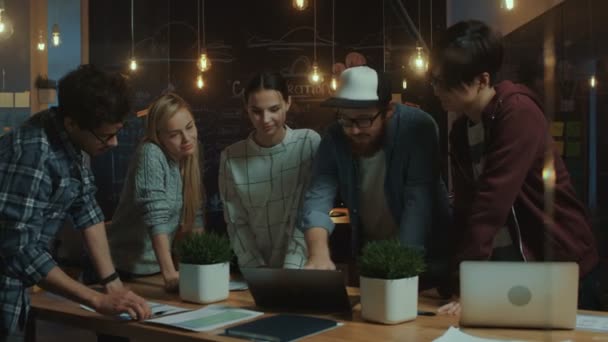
240;268;353;313
459;261;579;329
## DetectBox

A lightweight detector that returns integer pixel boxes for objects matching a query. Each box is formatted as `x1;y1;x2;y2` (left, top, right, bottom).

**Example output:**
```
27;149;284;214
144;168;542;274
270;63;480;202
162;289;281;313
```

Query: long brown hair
143;93;203;232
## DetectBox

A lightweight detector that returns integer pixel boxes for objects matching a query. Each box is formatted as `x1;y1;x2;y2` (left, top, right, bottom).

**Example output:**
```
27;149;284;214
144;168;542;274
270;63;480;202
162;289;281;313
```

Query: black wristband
98;272;120;286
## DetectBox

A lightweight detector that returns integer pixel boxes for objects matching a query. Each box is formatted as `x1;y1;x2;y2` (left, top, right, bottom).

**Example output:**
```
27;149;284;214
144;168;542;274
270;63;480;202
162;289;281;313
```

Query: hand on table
303;254;336;270
163;271;180;293
93;286;152;320
437;301;461;316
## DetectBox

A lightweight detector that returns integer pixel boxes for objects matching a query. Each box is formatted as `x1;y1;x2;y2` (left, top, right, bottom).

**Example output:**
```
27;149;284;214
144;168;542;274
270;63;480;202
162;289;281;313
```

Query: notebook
224;314;341;342
240;268;353;312
459;261;579;329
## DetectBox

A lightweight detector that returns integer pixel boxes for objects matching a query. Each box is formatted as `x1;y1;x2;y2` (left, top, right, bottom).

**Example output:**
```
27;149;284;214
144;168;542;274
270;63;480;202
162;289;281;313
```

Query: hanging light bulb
292;0;309;11
197;52;211;72
408;46;428;75
330;75;338;91
129;58;137;71
502;0;514;11
590;75;597;88
37;30;46;51
51;23;61;46
402;77;408;90
309;63;323;84
196;74;204;89
0;8;15;42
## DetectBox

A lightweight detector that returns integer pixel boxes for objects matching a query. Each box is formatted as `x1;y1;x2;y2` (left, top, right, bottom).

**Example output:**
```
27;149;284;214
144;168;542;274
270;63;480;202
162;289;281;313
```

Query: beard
347;126;385;157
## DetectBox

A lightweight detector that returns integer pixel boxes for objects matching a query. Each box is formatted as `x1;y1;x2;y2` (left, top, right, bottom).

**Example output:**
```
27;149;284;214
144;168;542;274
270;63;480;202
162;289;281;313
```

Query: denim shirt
298;104;450;262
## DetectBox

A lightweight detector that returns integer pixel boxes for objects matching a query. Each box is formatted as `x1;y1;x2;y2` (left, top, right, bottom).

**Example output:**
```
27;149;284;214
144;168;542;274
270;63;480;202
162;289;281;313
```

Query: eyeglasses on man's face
87;128;120;147
337;110;383;128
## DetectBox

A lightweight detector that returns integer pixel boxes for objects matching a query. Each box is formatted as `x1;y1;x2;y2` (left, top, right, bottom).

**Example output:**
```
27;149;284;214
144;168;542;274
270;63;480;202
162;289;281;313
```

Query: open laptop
240;268;354;313
459;261;579;329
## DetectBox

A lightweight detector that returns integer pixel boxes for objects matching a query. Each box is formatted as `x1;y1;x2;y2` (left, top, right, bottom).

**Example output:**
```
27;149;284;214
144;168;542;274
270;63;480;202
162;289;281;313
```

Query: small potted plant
35;75;57;104
359;239;425;324
176;232;233;304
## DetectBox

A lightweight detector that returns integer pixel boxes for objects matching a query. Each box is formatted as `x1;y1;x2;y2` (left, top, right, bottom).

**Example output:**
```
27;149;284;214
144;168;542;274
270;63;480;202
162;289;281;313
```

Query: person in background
108;93;204;292
430;20;600;314
219;71;320;269
298;65;450;290
0;65;151;342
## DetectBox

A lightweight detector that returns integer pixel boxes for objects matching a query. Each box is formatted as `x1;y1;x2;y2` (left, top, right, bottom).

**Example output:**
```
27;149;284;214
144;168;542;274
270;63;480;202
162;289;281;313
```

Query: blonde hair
143;92;203;232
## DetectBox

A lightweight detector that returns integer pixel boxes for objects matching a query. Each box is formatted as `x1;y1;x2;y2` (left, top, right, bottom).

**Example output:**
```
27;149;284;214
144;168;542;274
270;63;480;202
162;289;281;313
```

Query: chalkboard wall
88;0;445;232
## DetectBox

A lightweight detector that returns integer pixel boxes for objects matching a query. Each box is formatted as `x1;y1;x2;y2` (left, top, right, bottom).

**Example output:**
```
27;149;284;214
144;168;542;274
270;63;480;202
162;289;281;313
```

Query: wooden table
28;275;608;342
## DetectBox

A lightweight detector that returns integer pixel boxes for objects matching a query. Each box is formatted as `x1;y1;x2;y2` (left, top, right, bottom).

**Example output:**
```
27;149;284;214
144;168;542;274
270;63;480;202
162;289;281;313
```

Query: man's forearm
39;266;103;309
81;222;118;280
304;227;331;257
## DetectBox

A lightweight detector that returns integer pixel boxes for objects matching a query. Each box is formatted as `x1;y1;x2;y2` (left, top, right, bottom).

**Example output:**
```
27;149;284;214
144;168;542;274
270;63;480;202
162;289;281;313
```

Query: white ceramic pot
179;262;229;304
360;275;418;324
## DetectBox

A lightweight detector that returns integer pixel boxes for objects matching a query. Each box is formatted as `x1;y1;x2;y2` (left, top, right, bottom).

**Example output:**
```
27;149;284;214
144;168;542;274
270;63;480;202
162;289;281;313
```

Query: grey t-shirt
358;150;398;242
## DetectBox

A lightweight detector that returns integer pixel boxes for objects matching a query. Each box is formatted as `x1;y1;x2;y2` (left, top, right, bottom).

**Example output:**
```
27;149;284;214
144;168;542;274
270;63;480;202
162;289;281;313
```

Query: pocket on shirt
45;178;80;218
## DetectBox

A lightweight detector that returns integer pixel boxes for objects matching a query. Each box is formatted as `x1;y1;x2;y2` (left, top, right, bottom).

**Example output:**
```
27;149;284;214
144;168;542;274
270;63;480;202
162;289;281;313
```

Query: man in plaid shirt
0;65;151;341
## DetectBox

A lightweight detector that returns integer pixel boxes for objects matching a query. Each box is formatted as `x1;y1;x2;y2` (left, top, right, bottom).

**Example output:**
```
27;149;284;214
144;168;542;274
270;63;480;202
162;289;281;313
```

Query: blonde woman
108;93;204;292
219;71;320;269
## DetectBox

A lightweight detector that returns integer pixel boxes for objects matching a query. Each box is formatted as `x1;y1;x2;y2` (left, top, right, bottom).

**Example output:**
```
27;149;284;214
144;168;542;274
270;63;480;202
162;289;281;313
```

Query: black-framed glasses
87;128;120;146
337;110;383;128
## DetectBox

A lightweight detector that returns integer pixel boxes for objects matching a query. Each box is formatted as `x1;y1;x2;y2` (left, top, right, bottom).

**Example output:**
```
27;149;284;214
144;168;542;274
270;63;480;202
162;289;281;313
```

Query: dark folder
224;314;340;342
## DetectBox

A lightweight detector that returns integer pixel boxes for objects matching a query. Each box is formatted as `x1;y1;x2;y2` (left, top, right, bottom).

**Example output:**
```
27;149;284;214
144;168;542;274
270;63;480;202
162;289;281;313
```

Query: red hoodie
449;80;598;277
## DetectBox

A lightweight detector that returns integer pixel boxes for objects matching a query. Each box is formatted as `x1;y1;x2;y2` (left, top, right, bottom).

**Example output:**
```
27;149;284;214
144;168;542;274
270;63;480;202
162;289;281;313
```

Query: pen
417;310;436;316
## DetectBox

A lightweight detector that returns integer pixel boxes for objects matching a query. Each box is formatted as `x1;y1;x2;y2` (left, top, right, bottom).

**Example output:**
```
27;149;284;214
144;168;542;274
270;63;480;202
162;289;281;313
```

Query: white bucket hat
321;66;391;108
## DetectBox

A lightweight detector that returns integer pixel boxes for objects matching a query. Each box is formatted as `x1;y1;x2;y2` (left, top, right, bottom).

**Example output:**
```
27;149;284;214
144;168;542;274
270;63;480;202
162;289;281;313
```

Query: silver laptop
240;268;354;312
460;261;579;329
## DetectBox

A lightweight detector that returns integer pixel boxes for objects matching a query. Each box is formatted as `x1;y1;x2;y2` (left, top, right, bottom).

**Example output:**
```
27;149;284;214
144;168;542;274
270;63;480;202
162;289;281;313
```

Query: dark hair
244;71;289;102
430;20;503;90
57;64;132;130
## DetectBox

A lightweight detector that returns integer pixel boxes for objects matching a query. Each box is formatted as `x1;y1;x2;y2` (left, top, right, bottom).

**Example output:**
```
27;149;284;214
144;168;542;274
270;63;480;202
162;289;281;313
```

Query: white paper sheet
145;305;263;332
229;280;248;291
576;314;608;332
433;327;524;342
80;301;190;321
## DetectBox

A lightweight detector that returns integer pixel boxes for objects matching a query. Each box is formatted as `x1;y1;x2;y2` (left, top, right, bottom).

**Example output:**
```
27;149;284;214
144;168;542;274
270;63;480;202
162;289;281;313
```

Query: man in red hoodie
430;20;601;312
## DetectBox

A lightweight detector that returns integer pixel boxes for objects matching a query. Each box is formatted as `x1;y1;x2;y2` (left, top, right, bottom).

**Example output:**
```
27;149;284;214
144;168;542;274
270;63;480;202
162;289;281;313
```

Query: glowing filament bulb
590;75;597;88
51;24;61;46
402;78;408;90
309;63;323;84
409;46;428;74
0;10;5;33
197;53;211;72
129;58;137;71
293;0;309;11
196;74;204;89
37;32;45;51
330;76;337;91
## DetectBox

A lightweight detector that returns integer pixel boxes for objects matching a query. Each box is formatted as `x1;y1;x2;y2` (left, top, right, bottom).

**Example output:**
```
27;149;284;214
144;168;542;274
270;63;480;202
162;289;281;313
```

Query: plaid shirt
0;108;104;334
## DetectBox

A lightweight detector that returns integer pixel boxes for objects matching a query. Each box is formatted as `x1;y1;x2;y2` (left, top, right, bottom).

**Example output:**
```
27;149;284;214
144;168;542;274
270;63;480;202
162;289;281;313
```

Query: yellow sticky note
566;122;582;138
14;91;30;108
550;121;564;137
565;142;581;157
0;92;13;108
554;141;564;155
